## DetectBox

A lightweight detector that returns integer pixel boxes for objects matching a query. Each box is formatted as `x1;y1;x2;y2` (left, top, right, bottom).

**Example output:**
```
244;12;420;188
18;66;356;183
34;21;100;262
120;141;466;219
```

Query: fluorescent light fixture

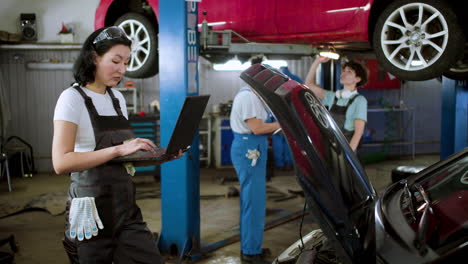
213;58;249;71
263;59;288;69
319;51;340;60
213;58;287;71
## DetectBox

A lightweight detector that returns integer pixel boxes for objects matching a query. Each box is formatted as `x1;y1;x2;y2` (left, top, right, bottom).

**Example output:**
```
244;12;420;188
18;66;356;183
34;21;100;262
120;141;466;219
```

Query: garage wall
401;79;441;153
0;0;97;43
0;48;78;172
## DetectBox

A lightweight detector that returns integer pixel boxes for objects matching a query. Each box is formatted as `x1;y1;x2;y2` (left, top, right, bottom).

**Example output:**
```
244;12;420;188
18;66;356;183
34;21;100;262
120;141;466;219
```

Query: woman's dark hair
342;60;368;87
73;27;132;86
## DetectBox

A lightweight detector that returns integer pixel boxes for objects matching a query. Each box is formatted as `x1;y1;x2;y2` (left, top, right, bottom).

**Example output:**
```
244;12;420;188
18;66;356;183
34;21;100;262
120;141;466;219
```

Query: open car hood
240;64;378;263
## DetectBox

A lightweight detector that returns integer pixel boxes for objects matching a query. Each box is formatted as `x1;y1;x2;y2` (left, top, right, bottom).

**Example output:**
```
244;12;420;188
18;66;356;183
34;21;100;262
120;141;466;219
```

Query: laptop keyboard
118;147;168;161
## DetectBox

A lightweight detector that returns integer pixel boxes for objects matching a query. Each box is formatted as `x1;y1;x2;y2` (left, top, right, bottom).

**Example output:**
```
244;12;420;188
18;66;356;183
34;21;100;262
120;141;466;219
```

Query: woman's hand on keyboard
116;138;158;156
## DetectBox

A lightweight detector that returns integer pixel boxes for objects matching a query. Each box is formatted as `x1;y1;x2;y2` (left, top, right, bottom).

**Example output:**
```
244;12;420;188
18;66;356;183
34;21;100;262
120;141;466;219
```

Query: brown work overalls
329;94;362;142
62;85;163;264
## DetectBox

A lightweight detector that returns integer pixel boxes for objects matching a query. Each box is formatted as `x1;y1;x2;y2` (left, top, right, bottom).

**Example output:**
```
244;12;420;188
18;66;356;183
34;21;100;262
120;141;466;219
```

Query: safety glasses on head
93;26;130;45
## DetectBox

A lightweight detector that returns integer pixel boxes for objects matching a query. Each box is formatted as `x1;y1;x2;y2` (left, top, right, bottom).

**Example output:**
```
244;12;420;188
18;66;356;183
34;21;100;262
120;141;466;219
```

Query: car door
275;0;369;35
199;0;276;37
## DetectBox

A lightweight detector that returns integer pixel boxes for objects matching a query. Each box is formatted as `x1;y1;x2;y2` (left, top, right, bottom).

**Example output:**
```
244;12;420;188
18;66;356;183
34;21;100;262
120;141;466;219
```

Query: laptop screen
165;95;210;154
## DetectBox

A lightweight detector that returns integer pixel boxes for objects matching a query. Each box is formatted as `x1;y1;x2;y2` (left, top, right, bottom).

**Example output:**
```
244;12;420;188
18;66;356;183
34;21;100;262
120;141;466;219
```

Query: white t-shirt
53;85;128;152
230;87;269;134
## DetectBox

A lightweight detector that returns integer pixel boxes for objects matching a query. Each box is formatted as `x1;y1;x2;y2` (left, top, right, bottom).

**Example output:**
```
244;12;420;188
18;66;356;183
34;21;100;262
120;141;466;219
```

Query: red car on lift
95;0;467;80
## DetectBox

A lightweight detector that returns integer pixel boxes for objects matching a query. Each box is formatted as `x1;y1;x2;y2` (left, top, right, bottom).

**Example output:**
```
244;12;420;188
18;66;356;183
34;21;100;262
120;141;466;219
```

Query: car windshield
402;155;468;253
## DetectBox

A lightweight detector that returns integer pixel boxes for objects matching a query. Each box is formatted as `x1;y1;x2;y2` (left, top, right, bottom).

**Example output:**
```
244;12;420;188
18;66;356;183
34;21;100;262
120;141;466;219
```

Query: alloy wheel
380;3;449;71
118;19;151;73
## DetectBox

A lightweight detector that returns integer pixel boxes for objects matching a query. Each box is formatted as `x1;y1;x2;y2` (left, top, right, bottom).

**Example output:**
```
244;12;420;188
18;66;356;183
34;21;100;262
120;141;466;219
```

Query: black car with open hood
240;64;468;264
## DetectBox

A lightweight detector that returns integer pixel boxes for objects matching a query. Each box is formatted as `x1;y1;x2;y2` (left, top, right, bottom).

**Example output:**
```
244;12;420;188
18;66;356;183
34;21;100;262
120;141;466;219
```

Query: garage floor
0;154;439;264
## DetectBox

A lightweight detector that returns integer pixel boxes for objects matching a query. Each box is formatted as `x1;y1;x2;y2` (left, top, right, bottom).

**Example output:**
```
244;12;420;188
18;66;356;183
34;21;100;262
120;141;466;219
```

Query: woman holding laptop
52;26;181;263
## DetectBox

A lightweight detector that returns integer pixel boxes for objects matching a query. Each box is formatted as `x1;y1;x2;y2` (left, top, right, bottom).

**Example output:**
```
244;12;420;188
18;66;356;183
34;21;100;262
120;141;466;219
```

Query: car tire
115;12;158;78
443;53;468;80
373;0;465;81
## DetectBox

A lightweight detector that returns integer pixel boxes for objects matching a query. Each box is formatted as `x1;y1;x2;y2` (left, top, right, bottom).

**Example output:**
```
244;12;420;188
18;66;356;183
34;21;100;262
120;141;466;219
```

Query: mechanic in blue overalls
305;56;368;152
230;58;280;264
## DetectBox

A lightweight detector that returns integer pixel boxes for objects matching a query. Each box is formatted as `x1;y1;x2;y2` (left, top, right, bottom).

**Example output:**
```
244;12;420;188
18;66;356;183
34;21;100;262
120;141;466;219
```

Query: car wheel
373;0;465;81
115;12;158;78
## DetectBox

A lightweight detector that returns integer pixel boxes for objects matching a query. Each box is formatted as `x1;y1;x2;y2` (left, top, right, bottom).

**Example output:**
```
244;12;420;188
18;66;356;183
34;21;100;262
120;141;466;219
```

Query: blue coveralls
230;88;271;255
272;134;292;168
271;117;292;168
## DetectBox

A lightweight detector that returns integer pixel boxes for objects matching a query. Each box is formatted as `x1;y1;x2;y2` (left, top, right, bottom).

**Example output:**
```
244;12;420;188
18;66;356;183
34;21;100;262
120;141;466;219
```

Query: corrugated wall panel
0;49;77;172
401;79;441;154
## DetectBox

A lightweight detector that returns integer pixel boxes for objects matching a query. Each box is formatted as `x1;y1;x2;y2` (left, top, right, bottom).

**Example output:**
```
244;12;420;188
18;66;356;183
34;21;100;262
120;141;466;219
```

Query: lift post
440;77;468;159
158;0;201;257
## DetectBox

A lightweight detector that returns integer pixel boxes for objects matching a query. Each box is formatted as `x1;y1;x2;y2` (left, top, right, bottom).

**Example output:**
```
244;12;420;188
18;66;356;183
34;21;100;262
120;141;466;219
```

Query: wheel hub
410;31;421;42
407;28;425;47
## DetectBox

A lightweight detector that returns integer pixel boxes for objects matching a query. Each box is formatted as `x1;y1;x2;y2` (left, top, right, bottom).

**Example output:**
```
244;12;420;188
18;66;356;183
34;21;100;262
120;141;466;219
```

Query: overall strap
345;94;362;108
106;88;124;117
328;96;338;111
329;94;362;111
72;85;99;117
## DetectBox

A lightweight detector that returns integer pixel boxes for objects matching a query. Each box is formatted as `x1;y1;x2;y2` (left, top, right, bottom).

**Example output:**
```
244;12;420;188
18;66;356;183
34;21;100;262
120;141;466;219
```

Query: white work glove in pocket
69;197;104;241
246;149;260;167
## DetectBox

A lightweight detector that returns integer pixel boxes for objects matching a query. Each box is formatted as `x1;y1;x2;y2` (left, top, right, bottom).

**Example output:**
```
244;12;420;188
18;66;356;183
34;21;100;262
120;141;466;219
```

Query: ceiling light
213;58;288;71
213;57;249;71
319;51;340;60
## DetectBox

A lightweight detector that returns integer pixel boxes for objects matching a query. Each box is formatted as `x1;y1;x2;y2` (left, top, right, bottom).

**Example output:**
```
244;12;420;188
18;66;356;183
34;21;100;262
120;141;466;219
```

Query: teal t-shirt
323;90;367;132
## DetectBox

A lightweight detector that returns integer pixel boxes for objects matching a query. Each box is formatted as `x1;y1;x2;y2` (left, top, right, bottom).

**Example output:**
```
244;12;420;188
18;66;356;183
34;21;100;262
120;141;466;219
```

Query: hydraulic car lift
158;0;201;259
158;1;319;260
440;77;468;159
159;0;468;259
158;0;467;260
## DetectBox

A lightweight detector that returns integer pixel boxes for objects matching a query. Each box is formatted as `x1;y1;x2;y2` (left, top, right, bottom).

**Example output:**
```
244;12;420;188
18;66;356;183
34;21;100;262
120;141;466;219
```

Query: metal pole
159;0;201;256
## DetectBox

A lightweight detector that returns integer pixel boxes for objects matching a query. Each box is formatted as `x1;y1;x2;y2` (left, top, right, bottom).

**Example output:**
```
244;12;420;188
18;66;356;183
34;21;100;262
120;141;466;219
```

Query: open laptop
111;95;210;163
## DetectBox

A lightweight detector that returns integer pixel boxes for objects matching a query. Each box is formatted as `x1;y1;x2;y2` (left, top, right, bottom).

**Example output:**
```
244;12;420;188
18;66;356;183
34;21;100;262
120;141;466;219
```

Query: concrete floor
0;154;439;264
